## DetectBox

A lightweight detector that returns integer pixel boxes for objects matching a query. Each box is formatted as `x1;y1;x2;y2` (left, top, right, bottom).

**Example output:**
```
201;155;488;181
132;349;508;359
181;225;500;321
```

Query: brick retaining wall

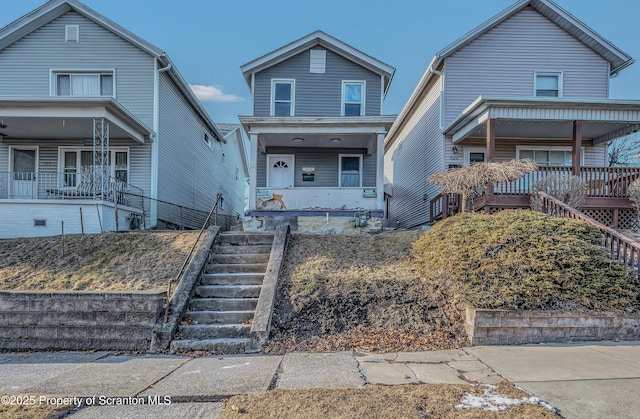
0;291;165;351
466;308;640;346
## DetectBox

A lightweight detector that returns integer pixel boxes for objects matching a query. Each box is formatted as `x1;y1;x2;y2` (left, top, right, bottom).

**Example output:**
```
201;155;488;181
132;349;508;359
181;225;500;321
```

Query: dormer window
535;71;562;97
271;79;295;116
342;81;365;116
53;71;114;97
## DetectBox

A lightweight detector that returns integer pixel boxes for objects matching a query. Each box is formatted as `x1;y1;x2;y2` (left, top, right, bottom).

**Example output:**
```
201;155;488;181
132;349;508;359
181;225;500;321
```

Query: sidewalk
1;341;638;418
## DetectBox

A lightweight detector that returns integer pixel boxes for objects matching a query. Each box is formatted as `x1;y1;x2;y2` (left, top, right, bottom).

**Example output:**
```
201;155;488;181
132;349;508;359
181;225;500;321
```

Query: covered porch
435;96;640;227
0;97;153;237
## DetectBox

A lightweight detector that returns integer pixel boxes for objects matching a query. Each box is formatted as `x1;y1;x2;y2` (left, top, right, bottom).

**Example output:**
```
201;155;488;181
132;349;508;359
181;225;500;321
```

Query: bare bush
628;179;640;230
530;174;586;211
428;159;538;212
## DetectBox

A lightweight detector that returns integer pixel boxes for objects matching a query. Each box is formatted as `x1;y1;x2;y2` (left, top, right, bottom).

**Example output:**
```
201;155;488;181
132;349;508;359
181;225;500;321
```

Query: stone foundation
0;291;165;351
466;308;640;346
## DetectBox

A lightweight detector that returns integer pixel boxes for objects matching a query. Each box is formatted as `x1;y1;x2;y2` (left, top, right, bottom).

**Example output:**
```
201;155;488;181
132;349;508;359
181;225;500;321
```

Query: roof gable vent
65;25;79;42
310;49;326;74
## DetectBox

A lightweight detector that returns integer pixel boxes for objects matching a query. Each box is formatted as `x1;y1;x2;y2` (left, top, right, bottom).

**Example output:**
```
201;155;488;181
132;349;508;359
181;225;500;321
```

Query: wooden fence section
538;191;640;279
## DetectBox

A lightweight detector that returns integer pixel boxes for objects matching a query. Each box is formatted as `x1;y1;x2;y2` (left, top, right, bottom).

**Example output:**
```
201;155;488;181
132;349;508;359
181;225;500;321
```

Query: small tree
628;179;640;231
530;174;586;211
428;159;538;212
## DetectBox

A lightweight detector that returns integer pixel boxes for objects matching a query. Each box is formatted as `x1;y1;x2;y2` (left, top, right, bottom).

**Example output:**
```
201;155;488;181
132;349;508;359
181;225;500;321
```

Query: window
339;154;362;187
203;132;212;148
235;167;239;182
58;148;129;187
517;147;580;167
53;71;114;97
535;71;562;97
342;81;365;116
219;196;225;210
271;79;294;116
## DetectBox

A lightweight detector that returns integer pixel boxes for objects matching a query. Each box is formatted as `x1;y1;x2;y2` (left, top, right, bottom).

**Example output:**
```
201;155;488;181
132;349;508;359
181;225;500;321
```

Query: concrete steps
170;232;273;354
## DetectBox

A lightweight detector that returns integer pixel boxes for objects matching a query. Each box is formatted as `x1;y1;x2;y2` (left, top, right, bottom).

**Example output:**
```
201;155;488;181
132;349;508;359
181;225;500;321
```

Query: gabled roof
216;124;250;176
0;0;225;142
240;30;395;97
436;0;633;75
385;0;634;147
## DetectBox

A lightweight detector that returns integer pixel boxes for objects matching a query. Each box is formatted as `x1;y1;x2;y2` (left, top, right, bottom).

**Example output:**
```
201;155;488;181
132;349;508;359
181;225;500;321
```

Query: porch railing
494;166;640;197
538;191;640;278
0;172;143;209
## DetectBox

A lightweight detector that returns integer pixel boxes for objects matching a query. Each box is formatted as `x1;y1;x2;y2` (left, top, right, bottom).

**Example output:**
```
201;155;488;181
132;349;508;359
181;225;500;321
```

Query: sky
2;0;640;125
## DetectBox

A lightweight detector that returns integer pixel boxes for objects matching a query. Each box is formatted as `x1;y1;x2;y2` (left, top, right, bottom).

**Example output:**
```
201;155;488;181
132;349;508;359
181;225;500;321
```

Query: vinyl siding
455;139;607;166
218;130;247;217
253;47;382;116
385;76;444;228
0;11;155;127
444;7;610;126
257;147;376;188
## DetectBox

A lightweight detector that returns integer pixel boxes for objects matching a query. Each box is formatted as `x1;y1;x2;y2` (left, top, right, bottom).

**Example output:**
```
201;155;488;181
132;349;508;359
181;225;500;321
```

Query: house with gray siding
0;0;232;238
385;0;640;228
239;31;395;233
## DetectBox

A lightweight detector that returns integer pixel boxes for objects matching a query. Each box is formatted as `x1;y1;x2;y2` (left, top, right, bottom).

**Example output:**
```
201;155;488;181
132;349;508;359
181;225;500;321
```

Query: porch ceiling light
329;138;342;143
292;137;304;143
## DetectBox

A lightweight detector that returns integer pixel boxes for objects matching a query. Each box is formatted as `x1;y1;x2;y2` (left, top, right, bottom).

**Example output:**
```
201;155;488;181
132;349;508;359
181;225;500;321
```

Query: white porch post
249;132;258;210
376;132;385;210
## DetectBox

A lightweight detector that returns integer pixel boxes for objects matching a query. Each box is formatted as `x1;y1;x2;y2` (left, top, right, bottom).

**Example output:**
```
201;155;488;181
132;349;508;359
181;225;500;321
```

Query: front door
267;155;294;188
10;148;37;198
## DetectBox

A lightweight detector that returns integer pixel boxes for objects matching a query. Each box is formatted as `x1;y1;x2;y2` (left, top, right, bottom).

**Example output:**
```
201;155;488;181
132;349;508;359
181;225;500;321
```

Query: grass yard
0;231;201;292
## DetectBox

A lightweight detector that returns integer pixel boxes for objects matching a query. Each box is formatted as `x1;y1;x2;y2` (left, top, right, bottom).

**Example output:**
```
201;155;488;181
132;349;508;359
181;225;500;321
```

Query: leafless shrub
530;174;586;211
628;179;640;231
428;159;538;212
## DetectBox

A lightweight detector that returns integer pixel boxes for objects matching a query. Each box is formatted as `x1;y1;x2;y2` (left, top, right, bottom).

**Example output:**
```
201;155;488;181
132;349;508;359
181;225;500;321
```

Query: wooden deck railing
495;166;640;197
538;191;640;279
429;193;461;222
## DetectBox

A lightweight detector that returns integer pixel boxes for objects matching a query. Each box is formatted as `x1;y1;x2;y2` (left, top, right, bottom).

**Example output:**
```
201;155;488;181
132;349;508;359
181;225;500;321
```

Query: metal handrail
538;191;640;278
163;193;222;323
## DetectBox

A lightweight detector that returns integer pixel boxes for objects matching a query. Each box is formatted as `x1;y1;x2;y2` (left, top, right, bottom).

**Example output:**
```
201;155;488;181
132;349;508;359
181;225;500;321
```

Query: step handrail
164;193;222;323
537;191;640;277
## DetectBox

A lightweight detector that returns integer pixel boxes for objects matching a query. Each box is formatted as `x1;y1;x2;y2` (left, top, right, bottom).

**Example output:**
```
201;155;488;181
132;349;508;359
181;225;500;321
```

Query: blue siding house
239;31;396;233
0;0;237;238
385;0;640;228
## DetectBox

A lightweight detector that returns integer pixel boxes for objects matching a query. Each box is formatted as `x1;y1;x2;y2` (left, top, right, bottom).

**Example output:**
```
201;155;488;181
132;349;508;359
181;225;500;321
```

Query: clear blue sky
3;0;640;124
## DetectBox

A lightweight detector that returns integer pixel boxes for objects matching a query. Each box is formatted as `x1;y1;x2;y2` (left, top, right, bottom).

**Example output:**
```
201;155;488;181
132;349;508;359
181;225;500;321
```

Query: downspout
151;60;172;228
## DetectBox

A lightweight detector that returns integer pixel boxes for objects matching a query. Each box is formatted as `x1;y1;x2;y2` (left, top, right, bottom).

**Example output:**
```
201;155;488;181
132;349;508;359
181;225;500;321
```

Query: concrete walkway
0;341;638;418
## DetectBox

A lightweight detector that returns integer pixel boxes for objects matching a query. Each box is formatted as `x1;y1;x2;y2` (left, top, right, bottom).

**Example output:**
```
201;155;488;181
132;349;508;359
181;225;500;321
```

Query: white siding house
239;31;396;233
385;0;640;228
0;0;235;238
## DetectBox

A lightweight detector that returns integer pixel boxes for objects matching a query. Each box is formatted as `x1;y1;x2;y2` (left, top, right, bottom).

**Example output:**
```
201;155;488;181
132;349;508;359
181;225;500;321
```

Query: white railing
0;172;143;209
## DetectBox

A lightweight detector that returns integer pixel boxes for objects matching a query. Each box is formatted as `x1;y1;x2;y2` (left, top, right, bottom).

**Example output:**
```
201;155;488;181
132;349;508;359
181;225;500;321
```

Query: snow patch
456;385;559;414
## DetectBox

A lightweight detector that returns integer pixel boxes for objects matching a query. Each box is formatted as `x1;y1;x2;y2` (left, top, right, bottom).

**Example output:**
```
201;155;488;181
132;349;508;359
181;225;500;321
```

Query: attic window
535;71;562;97
310;50;326;74
65;25;79;42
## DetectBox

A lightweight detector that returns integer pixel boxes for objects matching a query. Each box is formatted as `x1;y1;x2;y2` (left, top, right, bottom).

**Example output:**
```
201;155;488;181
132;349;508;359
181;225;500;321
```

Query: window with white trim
342;81;365;116
53;71;114;97
271;79;294;116
517;147;580;167
203;132;212;148
534;71;562;97
339;154;363;187
58;148;129;188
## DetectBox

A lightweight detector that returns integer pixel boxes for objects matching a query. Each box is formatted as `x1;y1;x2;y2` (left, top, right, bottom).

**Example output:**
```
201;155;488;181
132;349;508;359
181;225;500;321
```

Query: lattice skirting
581;208;637;229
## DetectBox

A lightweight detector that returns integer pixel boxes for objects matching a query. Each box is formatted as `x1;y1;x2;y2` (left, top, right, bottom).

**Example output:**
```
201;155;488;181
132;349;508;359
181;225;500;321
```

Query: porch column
249;132;258;211
376;132;385;210
486;118;495;196
572;120;582;176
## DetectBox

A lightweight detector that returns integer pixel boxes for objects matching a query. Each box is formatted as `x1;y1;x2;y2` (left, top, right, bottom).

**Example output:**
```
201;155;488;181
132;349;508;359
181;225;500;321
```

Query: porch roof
443;96;640;145
239;115;396;154
0;97;154;143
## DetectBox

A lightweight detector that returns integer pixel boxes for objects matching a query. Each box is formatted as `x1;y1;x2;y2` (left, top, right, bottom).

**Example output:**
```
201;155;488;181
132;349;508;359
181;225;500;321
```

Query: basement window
34;219;46;227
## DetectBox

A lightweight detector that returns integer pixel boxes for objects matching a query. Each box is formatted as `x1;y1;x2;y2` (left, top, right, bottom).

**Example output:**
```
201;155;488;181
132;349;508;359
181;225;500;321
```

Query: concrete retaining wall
466;308;640;346
0;291;165;351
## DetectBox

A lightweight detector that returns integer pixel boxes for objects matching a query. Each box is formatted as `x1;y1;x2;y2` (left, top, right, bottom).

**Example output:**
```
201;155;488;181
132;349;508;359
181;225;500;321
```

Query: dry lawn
0;231;201;291
0;393;70;419
220;382;558;419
